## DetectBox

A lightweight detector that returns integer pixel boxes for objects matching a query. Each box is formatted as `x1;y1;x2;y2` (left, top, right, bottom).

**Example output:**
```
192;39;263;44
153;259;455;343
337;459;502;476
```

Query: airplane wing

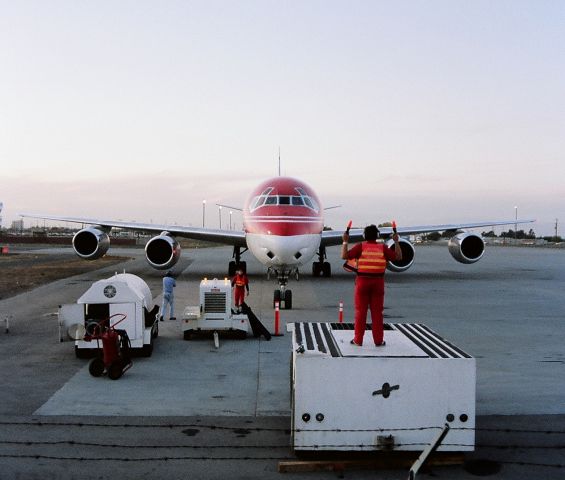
19;213;248;247
320;219;535;247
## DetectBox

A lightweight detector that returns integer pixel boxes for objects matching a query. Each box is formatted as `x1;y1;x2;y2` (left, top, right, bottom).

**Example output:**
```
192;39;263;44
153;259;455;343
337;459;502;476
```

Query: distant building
11;219;24;233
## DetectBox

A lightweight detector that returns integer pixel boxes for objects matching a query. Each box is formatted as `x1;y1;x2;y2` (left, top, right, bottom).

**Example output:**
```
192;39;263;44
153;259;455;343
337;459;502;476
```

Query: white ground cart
181;278;250;345
58;273;159;358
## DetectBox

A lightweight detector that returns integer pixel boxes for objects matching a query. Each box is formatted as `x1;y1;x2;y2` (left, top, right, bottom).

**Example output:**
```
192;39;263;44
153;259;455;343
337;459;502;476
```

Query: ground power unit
181;278;249;340
290;322;475;453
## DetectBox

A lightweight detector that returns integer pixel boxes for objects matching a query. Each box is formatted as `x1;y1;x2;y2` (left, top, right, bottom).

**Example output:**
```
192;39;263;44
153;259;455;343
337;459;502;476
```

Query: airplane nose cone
246;233;320;267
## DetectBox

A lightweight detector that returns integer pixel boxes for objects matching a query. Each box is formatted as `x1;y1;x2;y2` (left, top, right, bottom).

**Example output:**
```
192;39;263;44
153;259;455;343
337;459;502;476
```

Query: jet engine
385;238;416;272
448;233;485;264
72;227;110;260
145;233;181;270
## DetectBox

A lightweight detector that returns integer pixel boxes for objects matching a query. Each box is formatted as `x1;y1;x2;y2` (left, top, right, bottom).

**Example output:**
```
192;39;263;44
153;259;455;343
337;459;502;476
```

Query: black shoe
375;341;386;347
170;317;176;321
159;316;163;322
350;339;361;346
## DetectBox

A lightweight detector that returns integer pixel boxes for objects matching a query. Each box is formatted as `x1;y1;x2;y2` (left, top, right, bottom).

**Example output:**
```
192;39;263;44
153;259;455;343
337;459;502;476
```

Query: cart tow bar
407;423;450;480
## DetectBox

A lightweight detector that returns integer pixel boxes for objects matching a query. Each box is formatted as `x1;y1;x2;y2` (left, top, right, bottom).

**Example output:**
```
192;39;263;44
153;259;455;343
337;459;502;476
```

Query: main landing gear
228;246;248;276
312;245;332;277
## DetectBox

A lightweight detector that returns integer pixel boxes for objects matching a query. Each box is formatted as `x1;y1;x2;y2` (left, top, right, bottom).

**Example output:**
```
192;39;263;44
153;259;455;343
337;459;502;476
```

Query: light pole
218;206;222;229
202;200;206;228
514;206;518;241
229;211;233;230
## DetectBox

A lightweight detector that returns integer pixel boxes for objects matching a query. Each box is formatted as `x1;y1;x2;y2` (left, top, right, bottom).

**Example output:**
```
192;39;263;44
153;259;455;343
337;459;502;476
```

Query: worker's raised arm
341;231;350;260
392;233;402;261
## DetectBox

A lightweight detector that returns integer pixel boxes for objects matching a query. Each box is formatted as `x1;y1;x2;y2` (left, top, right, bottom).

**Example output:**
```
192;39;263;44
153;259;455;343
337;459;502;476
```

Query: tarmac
0;243;564;479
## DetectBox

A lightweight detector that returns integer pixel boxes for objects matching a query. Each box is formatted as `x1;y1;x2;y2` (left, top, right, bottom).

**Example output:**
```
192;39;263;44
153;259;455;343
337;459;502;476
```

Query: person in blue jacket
160;271;176;321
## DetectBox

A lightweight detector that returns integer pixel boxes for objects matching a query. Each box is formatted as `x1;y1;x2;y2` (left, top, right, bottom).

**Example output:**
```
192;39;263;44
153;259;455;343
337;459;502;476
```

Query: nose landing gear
274;287;292;310
271;268;296;310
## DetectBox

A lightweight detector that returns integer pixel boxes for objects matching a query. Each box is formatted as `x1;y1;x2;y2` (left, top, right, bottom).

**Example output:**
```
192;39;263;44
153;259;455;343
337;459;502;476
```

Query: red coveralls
231;273;249;308
347;241;396;346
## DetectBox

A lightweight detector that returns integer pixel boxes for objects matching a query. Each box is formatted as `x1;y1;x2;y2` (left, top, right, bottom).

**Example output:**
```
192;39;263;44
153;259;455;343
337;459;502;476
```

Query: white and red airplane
21;176;533;309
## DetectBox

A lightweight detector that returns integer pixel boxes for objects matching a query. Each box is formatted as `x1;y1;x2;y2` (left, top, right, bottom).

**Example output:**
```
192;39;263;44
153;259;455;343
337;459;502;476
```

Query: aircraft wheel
228;261;237;277
273;290;281;308
88;357;105;377
322;262;332;277
284;290;293;310
312;262;321;277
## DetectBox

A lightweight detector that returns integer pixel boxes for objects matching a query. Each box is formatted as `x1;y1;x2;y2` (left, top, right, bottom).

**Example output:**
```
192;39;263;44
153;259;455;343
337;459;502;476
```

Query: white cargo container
59;273;159;357
290;322;475;453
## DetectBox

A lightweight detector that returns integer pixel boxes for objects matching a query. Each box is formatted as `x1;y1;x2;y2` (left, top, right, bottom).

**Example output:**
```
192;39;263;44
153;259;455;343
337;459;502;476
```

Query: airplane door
59;303;85;331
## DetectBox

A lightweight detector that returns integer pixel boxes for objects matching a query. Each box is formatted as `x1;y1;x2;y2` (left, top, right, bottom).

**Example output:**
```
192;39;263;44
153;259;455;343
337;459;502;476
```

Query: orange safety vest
234;275;247;287
356;242;387;276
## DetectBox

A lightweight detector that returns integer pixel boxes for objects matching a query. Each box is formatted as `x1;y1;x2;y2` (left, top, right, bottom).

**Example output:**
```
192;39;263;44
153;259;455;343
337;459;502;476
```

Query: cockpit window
250;187;273;210
296;187;319;212
249;186;319;212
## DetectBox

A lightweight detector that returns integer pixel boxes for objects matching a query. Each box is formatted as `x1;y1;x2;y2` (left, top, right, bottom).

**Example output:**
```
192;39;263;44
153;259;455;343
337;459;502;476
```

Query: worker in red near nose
231;268;249;313
341;224;402;347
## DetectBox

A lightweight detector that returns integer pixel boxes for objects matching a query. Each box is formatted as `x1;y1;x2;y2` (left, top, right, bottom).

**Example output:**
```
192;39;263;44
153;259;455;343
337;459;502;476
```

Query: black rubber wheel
108;361;123;380
228;261;236;277
284;290;293;310
322;262;332;277
183;330;194;340
312;262;321;277
273;290;281;308
88;357;105;377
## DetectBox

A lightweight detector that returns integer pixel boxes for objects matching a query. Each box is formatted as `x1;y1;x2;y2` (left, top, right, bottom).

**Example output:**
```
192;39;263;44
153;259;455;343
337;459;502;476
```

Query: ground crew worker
231;268;249;313
341;224;402;347
160;271;176;321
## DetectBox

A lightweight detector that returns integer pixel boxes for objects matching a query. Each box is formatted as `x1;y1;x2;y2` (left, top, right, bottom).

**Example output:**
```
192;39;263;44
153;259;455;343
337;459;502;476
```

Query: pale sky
1;1;563;235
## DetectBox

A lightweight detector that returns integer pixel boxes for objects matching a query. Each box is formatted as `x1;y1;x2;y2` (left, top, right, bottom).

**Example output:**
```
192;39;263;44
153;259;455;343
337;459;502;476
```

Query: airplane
21;176;534;309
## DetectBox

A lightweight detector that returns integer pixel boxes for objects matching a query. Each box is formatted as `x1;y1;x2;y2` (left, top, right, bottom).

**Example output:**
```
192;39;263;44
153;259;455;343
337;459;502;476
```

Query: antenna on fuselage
278;147;281;176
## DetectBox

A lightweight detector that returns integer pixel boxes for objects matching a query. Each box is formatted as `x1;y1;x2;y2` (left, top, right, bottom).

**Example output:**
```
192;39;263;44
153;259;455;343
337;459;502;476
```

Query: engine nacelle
72;227;110;260
448;233;485;264
145;233;181;270
385;238;415;273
